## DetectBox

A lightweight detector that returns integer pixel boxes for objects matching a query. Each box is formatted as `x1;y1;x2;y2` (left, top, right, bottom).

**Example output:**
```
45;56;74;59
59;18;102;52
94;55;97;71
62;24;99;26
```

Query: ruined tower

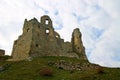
11;15;87;61
71;28;87;60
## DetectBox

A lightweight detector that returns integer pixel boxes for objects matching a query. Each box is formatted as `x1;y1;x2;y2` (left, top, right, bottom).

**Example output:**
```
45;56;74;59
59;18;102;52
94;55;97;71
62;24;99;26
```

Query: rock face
11;15;87;61
0;49;5;56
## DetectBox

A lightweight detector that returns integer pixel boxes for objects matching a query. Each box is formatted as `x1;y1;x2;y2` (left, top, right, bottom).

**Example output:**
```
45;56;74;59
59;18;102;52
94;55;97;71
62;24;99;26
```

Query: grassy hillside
0;56;120;80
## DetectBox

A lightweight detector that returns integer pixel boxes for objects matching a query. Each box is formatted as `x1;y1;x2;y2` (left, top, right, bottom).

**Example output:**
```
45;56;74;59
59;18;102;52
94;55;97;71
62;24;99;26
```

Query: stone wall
11;15;87;61
0;49;5;56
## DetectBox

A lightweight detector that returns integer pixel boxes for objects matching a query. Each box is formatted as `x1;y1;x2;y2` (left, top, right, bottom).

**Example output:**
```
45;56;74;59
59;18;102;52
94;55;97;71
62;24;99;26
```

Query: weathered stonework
11;15;87;61
0;49;5;56
71;28;87;60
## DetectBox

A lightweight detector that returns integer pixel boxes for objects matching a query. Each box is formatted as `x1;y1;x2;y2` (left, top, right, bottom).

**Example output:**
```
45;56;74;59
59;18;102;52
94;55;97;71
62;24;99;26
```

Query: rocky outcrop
47;60;99;72
11;15;87;61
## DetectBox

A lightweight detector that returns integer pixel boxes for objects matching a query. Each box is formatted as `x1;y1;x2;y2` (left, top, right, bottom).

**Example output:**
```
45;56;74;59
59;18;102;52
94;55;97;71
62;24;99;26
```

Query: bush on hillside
39;66;54;76
96;66;104;74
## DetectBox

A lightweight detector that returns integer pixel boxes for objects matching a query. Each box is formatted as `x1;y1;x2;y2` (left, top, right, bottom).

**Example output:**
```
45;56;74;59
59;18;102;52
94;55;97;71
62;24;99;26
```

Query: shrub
39;66;53;76
96;66;104;74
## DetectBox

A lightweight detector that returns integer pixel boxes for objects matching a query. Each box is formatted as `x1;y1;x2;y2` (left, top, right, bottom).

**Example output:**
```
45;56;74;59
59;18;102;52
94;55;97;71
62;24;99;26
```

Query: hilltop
0;56;120;80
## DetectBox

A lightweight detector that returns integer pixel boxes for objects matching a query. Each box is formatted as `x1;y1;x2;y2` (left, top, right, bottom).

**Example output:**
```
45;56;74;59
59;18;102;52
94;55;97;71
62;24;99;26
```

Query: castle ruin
11;15;87;61
0;49;5;56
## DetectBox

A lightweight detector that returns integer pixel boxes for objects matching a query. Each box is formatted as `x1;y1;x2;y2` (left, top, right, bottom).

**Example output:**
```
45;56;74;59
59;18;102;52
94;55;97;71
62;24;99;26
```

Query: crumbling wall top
40;15;52;27
72;28;81;37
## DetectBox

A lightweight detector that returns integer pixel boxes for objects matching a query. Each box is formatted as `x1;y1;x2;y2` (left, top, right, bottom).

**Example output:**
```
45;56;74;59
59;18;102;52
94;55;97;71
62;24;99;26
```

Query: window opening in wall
45;19;49;25
36;44;39;47
56;35;59;38
46;29;50;34
27;28;30;32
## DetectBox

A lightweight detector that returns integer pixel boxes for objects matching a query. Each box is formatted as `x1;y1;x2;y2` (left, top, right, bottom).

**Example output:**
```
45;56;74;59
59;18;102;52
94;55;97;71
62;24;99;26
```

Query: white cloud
0;0;120;67
98;0;120;18
89;0;120;67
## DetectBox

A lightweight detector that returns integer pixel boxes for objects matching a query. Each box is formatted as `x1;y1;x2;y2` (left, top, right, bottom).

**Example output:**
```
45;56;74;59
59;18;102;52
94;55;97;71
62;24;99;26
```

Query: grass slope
0;56;120;80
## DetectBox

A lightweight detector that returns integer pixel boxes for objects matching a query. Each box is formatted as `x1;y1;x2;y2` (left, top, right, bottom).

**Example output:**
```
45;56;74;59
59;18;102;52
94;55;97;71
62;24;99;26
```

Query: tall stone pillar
71;28;87;60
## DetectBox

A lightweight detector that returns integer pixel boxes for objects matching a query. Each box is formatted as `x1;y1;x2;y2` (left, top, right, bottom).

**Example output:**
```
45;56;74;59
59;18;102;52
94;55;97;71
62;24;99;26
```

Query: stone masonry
11;15;87;61
0;49;5;56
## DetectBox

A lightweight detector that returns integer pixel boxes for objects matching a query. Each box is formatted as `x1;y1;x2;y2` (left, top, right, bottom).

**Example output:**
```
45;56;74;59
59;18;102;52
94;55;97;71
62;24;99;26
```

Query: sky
0;0;120;67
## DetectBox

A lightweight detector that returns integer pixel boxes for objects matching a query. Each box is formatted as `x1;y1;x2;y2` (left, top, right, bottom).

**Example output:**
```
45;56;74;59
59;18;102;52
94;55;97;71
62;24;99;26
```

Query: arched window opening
45;19;49;25
56;35;59;38
46;29;50;34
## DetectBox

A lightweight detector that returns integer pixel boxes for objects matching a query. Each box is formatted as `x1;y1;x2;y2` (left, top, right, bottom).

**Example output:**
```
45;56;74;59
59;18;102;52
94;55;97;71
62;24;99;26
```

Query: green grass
0;56;120;80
